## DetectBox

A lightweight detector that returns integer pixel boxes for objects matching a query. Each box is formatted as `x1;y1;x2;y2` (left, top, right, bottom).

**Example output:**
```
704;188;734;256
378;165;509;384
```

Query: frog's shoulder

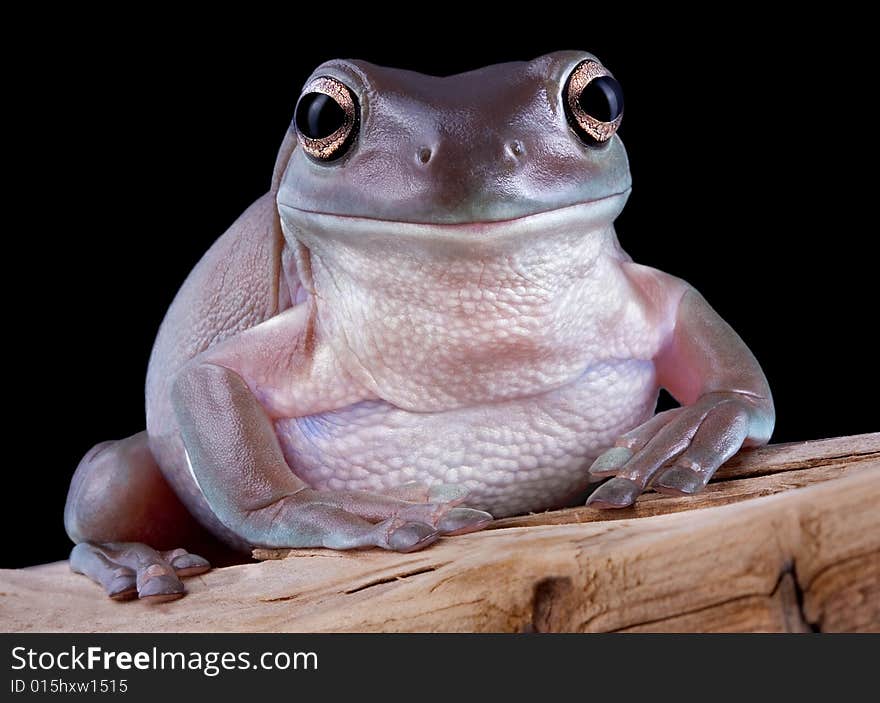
147;193;287;392
619;262;690;314
613;261;691;357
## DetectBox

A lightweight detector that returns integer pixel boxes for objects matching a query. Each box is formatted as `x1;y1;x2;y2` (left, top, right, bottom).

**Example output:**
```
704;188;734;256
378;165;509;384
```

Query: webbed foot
586;391;773;509
70;542;210;603
273;482;493;551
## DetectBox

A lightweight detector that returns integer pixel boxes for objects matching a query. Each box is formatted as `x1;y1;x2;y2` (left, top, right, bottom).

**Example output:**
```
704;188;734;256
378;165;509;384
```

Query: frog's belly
274;360;658;517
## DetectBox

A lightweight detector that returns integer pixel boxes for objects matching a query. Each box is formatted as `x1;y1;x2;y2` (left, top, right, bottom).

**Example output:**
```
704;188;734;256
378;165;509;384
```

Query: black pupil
578;76;623;122
296;93;346;139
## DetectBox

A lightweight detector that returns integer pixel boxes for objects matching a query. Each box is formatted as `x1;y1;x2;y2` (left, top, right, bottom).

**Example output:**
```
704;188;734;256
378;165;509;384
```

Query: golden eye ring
294;76;359;161
564;60;624;146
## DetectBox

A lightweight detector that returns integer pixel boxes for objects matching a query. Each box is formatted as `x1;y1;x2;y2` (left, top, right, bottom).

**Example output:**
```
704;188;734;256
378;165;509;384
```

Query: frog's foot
242;484;493;553
290;483;493;552
382;481;495;535
70;542;210;603
585;392;764;509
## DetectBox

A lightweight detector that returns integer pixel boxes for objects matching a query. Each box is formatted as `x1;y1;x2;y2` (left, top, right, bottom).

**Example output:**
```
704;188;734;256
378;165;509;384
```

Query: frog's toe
653;466;704;495
70;542;210;602
585;477;641;509
588;447;633;479
160;548;212;577
437;507;493;535
385;521;440;552
70;543;136;599
136;569;186;603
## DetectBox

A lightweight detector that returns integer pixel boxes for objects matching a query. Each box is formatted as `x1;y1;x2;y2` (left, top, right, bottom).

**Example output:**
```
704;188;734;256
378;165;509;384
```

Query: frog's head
276;51;631;249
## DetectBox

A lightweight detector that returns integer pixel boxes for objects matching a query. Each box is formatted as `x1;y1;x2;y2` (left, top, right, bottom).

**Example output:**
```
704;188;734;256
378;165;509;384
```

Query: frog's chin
277;188;631;250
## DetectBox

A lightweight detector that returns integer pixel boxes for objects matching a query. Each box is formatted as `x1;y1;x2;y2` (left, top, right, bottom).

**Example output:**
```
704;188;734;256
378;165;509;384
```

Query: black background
7;14;877;568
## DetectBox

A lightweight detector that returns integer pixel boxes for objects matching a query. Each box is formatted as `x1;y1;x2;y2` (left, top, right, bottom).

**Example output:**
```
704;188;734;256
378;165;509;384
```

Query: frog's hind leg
64;431;213;602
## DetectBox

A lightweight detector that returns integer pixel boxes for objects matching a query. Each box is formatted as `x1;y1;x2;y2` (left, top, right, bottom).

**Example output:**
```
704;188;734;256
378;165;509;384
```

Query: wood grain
1;433;877;632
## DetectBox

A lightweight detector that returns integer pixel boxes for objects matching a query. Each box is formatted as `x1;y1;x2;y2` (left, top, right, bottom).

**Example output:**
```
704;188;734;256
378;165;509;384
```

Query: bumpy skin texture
65;51;774;601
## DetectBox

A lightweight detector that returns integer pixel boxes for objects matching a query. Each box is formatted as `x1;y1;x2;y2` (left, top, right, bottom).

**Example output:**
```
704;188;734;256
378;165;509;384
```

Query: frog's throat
276;188;631;249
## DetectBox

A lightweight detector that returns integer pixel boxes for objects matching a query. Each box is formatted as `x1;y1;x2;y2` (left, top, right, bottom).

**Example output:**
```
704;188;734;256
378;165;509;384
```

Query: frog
64;51;775;602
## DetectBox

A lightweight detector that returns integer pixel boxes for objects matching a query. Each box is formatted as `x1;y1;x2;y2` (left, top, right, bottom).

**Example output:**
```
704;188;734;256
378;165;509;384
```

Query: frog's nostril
416;146;433;165
506;140;525;158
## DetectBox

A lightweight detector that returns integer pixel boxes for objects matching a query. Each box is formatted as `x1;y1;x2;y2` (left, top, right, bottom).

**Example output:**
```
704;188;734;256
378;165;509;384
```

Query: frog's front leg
172;314;492;552
587;284;775;508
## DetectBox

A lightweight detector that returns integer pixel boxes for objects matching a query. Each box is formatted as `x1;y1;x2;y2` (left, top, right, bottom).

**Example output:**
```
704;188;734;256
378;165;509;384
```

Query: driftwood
1;433;877;632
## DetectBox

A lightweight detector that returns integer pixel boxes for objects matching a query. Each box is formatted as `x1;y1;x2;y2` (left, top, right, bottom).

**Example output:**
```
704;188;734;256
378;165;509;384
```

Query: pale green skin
64;51;774;602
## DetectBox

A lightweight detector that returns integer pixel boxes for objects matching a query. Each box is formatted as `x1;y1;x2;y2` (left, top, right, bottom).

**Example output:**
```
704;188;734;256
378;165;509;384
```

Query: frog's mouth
277;189;631;248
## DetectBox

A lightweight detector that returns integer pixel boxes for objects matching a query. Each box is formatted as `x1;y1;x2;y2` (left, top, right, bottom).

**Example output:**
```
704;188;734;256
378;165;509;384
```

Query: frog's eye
564;60;624;146
294;76;359;162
